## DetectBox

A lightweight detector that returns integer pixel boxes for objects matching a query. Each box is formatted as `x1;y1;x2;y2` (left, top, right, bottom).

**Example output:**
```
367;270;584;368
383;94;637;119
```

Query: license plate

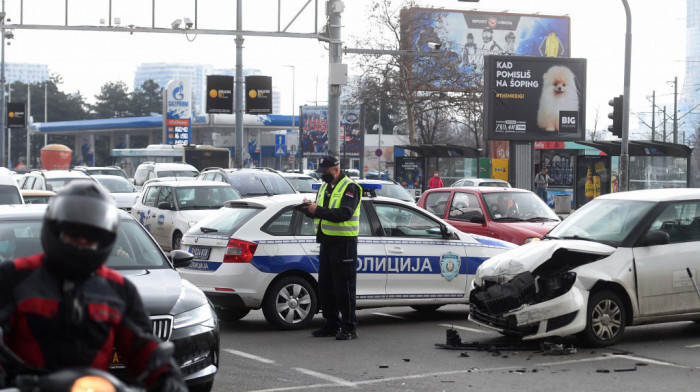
189;246;210;260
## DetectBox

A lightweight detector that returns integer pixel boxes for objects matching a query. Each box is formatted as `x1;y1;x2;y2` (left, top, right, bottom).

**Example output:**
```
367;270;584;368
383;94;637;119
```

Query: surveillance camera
427;42;442;51
4;31;14;40
171;19;182;29
183;17;193;29
113;17;121;25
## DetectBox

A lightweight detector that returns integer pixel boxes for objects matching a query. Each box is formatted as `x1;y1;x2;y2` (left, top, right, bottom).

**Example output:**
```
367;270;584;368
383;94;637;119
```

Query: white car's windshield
548;199;656;246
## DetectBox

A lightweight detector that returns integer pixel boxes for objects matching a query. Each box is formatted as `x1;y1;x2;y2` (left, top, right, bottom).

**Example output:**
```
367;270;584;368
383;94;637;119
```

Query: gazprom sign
165;79;192;145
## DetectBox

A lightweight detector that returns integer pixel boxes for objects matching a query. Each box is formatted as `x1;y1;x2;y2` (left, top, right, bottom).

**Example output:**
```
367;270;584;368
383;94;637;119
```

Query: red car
417;187;560;245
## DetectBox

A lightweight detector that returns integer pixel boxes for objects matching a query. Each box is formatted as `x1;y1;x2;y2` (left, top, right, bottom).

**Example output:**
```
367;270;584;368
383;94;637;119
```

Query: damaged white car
469;189;700;347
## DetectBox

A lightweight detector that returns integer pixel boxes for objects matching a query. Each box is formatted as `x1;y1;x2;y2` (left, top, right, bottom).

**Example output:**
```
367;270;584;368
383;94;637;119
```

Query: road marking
438;323;490;334
224;349;276;364
293;368;357;388
685;343;700;348
243;353;700;392
372;312;409;320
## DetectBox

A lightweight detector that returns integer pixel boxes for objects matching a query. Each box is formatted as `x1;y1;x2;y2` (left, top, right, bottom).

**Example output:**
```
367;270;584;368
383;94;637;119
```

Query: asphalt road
211;305;700;392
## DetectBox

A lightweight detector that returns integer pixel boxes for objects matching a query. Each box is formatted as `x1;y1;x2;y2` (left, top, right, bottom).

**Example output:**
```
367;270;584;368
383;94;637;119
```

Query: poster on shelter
484;56;586;141
401;8;570;90
300;106;361;158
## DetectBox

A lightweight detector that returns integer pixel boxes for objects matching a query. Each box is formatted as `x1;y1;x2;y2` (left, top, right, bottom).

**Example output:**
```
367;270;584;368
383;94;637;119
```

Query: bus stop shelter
394;144;482;193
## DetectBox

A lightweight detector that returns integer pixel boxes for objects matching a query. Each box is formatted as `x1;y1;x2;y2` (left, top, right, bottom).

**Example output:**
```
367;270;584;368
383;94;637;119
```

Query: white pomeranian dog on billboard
536;65;579;131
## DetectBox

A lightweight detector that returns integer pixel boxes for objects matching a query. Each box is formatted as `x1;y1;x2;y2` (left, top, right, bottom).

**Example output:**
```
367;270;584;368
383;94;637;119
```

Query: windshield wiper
525;217;559;222
200;226;218;233
493;217;525;222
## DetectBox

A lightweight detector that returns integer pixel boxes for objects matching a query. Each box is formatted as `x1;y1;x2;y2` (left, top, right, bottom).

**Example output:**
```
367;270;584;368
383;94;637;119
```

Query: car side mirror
640;230;670;247
158;201;173;210
469;215;486;224
170;250;194;268
440;224;457;239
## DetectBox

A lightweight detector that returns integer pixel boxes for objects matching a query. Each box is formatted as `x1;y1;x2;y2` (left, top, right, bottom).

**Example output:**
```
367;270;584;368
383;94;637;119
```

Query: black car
0;205;219;392
196;167;297;197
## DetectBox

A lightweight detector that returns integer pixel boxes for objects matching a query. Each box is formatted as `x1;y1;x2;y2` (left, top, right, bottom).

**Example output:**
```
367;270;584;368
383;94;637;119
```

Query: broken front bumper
469;272;589;340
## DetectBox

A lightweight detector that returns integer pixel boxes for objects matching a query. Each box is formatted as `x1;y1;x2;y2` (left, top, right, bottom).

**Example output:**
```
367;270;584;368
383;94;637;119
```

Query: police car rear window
191;207;262;236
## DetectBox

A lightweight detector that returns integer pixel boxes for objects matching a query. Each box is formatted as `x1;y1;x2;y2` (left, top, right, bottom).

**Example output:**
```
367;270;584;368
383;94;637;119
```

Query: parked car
177;193;515;330
92;174;140;211
17;169;97;193
0;167;23;205
280;172;318;193
132;162;199;190
131;180;241;251
74;165;129;180
469;188;700;347
20;189;55;204
196;167;297;197
451;178;511;188
417;187;560;245
355;179;415;203
0;204;218;391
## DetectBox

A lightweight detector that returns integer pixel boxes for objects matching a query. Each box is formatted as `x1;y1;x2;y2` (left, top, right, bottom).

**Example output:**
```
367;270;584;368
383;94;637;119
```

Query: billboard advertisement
7;102;26;128
401;8;571;90
300;106;361;158
245;76;272;114
165;79;192;145
484;56;586;141
206;75;234;114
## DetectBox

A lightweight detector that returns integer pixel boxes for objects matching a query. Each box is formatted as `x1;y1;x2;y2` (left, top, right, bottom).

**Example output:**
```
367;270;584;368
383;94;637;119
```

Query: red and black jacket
0;254;179;386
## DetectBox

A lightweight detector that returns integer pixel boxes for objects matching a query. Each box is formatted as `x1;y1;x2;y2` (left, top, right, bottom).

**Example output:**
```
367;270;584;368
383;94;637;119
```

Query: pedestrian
302;155;362;340
534;167;553;202
428;170;444;189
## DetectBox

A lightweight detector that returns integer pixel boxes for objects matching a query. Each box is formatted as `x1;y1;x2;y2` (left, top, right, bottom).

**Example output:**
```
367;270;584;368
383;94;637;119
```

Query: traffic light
608;95;623;138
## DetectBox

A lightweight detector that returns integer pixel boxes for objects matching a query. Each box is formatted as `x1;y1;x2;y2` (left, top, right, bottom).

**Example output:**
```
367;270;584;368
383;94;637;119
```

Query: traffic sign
375;148;383;157
275;134;287;156
275;134;286;146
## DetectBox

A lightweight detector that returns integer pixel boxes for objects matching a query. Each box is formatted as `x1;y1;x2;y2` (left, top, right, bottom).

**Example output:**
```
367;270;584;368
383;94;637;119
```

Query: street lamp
283;65;295;169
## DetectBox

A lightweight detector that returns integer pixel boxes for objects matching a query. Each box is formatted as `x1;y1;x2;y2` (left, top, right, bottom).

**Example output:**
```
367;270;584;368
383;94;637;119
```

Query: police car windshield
227;172;296;197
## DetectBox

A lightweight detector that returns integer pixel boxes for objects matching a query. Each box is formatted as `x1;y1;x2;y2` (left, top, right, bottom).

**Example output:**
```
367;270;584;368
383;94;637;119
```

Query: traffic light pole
620;0;631;192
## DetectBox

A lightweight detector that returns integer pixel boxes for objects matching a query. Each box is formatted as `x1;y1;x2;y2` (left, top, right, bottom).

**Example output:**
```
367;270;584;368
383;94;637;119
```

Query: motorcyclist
0;182;186;391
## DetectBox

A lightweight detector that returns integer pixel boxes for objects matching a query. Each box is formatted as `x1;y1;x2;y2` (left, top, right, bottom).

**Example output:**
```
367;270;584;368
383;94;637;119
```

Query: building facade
5;63;50;85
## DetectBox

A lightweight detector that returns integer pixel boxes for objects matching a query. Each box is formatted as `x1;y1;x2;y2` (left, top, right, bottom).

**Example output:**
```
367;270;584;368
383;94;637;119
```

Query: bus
112;144;231;177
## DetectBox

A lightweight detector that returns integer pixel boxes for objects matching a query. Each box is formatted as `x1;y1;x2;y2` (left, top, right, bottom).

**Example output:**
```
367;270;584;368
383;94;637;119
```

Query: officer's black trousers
318;239;357;332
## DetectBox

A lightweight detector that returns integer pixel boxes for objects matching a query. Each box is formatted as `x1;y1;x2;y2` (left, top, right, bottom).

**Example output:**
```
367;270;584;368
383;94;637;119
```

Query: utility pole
619;0;632;192
327;0;344;158
0;0;5;168
234;0;244;168
650;90;655;141
673;76;678;144
663;106;667;143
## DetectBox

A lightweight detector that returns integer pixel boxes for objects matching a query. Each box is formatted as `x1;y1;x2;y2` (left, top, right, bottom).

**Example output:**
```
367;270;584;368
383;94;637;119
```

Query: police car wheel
411;305;442;312
215;306;251;322
263;276;317;330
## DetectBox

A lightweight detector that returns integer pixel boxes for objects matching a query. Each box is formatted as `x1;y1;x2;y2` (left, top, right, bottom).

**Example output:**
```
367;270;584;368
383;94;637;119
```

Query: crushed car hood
476;239;616;280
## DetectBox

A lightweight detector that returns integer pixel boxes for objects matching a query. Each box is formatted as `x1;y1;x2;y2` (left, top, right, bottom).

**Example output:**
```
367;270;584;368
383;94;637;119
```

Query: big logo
172;82;184;100
440;252;461;281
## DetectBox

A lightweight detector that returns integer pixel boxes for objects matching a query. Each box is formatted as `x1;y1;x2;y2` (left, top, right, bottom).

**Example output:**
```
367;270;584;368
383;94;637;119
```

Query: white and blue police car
177;184;515;330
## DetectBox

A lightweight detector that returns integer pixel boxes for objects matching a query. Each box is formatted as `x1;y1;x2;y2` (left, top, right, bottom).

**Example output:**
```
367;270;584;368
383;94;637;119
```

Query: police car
177;184;515;330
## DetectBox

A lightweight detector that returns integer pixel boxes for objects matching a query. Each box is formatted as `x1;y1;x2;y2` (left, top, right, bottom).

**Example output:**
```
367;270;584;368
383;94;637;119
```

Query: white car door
374;202;468;299
296;202;388;300
633;201;700;316
133;186;160;238
154;186;177;249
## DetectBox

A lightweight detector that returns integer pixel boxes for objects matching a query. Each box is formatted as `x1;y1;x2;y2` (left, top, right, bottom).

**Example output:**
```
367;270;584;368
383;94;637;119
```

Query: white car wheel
578;290;626;347
263;276;317;330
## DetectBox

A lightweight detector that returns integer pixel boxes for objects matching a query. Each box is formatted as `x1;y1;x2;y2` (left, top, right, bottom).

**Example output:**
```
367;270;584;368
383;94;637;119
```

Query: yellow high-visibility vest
314;176;361;236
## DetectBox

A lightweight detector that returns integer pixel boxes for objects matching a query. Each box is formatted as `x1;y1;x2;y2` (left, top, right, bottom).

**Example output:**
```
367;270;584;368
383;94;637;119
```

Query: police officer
303;155;362;340
0;182;186;391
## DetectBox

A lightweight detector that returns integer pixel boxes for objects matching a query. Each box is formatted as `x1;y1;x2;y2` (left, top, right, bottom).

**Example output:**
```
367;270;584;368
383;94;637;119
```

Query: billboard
484;56;586;141
7;102;26;128
400;8;570;90
245;76;272;114
165;79;192;145
299;106;361;159
206;75;234;114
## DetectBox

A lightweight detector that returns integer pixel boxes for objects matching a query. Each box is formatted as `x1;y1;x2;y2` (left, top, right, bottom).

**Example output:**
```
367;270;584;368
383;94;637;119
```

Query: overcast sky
1;0;688;134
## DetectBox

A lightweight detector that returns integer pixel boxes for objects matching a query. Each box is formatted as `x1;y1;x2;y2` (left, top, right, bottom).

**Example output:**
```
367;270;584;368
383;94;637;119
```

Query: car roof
597;188;700;202
280;173;315;179
36;170;92;179
224;193;410;209
143;180;228;188
435;186;528;194
139;162;197;170
91;174;131;181
20;189;56;196
0;203;132;219
355;179;396;185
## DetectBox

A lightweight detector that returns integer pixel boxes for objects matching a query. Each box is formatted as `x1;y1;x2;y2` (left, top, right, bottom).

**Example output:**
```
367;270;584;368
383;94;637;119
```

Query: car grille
150;315;173;341
470;304;538;336
470;271;537;314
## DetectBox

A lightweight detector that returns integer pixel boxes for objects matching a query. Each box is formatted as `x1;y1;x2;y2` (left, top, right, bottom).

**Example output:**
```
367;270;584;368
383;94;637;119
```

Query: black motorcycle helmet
42;181;120;280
